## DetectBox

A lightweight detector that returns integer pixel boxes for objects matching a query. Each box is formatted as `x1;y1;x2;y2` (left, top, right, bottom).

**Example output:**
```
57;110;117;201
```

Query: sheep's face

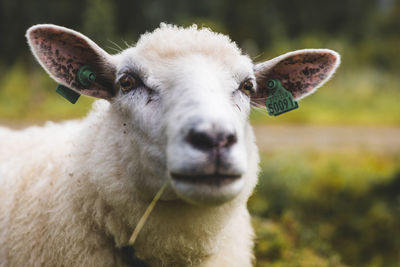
114;27;256;205
27;23;340;206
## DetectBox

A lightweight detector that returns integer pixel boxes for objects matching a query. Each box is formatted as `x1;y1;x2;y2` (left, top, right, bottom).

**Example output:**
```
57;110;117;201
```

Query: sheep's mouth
170;173;241;186
169;172;244;205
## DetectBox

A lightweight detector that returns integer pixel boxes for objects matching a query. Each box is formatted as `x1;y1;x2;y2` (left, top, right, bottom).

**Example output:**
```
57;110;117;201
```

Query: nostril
186;129;238;151
216;133;237;149
225;133;237;148
186;129;216;151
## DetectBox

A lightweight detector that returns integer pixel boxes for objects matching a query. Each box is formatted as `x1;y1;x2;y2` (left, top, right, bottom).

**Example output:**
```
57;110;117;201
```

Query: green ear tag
76;65;96;87
265;79;299;116
55;66;96;104
56;84;81;104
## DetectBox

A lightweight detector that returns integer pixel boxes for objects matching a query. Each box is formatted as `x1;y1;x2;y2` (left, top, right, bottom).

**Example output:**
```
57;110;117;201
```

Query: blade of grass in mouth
128;180;168;245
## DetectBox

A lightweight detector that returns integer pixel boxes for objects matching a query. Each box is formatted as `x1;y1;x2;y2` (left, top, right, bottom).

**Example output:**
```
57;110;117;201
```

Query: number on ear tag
265;79;299;116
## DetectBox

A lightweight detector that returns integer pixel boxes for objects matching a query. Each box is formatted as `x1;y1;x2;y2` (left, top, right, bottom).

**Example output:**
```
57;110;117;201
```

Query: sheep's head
27;24;340;205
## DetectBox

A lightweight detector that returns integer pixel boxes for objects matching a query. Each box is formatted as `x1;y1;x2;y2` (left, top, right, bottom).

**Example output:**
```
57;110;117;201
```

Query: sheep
0;23;340;267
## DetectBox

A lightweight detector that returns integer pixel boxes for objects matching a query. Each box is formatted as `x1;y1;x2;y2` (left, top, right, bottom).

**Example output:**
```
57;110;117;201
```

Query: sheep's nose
186;126;237;152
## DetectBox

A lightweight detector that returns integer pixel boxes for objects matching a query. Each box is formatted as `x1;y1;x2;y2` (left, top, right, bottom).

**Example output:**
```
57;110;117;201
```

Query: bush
250;152;400;266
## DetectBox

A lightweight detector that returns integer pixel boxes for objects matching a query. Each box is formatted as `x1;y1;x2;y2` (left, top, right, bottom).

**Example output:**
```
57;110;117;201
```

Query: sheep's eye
240;80;255;96
119;74;137;92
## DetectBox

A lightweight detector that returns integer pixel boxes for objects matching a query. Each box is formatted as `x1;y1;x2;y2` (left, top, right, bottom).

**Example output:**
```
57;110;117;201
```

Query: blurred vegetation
1;0;399;266
251;152;400;266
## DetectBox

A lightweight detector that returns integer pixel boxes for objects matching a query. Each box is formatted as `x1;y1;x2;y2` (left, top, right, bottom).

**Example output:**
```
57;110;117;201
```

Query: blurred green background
0;0;399;266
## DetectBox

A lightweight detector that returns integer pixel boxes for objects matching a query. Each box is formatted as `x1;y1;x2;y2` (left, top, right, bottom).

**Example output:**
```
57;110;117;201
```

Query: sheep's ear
26;24;116;99
251;49;340;106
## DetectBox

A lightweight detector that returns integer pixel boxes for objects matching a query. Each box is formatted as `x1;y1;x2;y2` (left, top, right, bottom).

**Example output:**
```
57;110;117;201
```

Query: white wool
134;24;245;66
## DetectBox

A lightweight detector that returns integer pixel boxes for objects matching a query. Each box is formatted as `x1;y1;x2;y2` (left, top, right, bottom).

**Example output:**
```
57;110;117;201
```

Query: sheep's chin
169;174;244;205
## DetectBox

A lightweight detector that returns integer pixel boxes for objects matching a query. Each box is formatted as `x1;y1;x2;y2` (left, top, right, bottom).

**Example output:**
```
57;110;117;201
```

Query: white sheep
0;23;340;267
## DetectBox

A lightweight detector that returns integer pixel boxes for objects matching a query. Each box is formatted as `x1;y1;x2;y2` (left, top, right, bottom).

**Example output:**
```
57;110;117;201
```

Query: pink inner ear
30;27;97;86
29;27;114;99
271;53;337;98
253;52;338;105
